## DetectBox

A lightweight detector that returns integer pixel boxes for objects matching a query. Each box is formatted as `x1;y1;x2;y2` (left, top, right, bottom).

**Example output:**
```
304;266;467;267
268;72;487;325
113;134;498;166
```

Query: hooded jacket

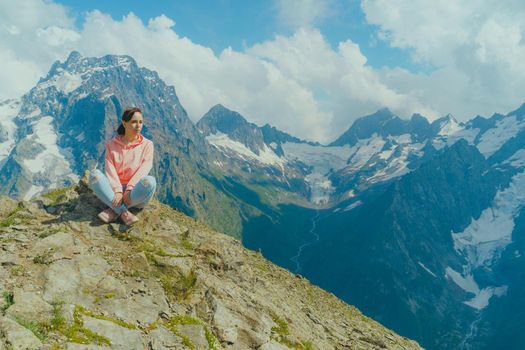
104;134;154;193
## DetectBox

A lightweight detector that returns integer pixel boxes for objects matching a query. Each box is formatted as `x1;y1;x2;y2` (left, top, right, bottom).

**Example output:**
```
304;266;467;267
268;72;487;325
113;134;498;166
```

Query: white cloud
362;0;525;121
3;0;525;144
274;0;335;29
248;28;437;137
0;0;76;99
3;0;424;143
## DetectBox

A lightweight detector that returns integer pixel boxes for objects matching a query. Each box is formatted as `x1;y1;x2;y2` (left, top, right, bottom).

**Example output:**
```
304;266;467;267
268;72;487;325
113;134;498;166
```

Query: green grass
271;314;317;350
12;316;48;341
165;315;219;350
271;314;289;337
2;291;14;312
51;301;65;330
169;316;218;350
33;251;53;264
10;266;25;277
42;187;69;204
38;227;62;239
51;304;111;346
163;322;195;349
173;269;197;300
0;207;21;228
80;306;136;330
180;238;194;250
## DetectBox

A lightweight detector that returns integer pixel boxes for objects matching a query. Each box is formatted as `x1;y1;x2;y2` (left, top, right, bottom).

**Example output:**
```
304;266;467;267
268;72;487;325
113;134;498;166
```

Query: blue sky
2;1;525;143
54;0;423;72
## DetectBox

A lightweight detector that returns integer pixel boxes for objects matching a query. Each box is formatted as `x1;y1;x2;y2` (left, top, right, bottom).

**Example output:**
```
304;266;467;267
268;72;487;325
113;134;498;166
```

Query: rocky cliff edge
0;174;421;350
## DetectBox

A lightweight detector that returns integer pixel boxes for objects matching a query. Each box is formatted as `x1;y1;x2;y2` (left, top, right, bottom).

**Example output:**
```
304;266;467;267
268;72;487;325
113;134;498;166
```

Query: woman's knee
141;176;156;191
89;169;104;186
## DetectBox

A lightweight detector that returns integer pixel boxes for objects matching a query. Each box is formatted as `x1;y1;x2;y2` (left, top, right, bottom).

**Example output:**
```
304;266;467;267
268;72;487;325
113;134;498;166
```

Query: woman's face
124;112;143;136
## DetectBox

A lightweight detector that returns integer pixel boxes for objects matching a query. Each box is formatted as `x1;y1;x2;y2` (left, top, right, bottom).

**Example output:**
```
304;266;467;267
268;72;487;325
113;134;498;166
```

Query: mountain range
1;51;525;349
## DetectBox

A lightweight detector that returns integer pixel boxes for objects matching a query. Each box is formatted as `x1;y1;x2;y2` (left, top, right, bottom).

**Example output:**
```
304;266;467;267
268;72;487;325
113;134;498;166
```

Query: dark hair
117;107;142;135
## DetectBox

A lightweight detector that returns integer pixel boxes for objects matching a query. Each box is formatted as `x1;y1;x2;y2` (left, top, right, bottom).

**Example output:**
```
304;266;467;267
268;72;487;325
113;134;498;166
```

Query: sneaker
120;209;139;226
98;208;119;223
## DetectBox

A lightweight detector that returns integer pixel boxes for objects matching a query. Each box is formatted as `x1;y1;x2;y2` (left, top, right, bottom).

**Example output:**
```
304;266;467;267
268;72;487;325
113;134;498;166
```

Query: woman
89;107;156;225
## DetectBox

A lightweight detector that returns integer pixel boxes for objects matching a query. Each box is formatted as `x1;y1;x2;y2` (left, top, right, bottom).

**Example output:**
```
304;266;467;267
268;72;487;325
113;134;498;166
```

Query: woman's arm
105;143;123;194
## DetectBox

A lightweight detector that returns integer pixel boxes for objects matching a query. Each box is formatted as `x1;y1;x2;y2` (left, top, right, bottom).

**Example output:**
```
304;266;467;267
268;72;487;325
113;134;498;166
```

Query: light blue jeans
89;169;156;214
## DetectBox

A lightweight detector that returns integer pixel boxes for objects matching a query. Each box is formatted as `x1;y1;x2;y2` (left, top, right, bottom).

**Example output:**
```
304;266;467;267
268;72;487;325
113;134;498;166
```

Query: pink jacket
105;134;154;193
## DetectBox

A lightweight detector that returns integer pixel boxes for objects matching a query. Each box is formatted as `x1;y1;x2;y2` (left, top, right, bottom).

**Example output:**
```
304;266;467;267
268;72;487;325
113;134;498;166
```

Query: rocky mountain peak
429;113;459;134
330;108;431;147
508;102;525;120
0;176;421;349
197;104;266;155
198;104;253;132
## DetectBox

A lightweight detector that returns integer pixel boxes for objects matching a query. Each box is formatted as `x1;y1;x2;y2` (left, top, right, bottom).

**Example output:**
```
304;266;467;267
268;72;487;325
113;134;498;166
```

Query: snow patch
345;134;386;171
22;116;78;186
449;151;525;309
464;286;508;310
445;266;508;310
445;267;479;294
452;165;525;268
438;116;462;136
342;200;362;212
39;71;82;94
75;132;85;142
117;56;132;71
432;128;480;150
418;262;437;278
206;132;284;166
0;99;21;168
282;142;352;204
504;149;525;168
476;116;525;157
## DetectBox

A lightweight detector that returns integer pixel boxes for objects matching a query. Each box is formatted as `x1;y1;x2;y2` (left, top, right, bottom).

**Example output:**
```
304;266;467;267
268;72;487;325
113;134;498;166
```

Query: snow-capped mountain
4;50;525;349
197;101;525;211
0;51;267;237
216;101;525;348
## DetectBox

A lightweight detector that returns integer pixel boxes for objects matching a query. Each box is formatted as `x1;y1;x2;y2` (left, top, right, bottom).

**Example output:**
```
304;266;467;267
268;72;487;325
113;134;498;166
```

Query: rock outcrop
0;175;421;349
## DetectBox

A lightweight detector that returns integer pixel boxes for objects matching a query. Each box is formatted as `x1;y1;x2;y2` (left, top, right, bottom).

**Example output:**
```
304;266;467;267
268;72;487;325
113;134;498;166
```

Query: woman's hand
112;192;123;208
123;191;132;207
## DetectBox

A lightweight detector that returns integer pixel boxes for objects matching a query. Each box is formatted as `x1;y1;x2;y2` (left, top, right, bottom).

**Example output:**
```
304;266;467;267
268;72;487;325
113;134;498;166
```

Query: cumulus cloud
0;0;76;99
274;0;335;29
2;0;421;143
248;28;437;137
362;0;525;121
3;0;524;144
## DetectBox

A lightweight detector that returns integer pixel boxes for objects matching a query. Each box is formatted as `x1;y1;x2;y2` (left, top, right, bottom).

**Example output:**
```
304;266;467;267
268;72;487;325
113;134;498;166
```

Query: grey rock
149;325;189;350
258;340;290;350
154;256;194;276
6;289;54;324
66;344;110;350
95;275;127;299
2;243;16;253
82;316;145;350
212;300;239;344
32;232;85;263
0;252;19;266
43;259;81;303
122;251;151;274
75;255;110;287
97;291;169;325
177;324;209;349
0;316;42;350
10;234;30;243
